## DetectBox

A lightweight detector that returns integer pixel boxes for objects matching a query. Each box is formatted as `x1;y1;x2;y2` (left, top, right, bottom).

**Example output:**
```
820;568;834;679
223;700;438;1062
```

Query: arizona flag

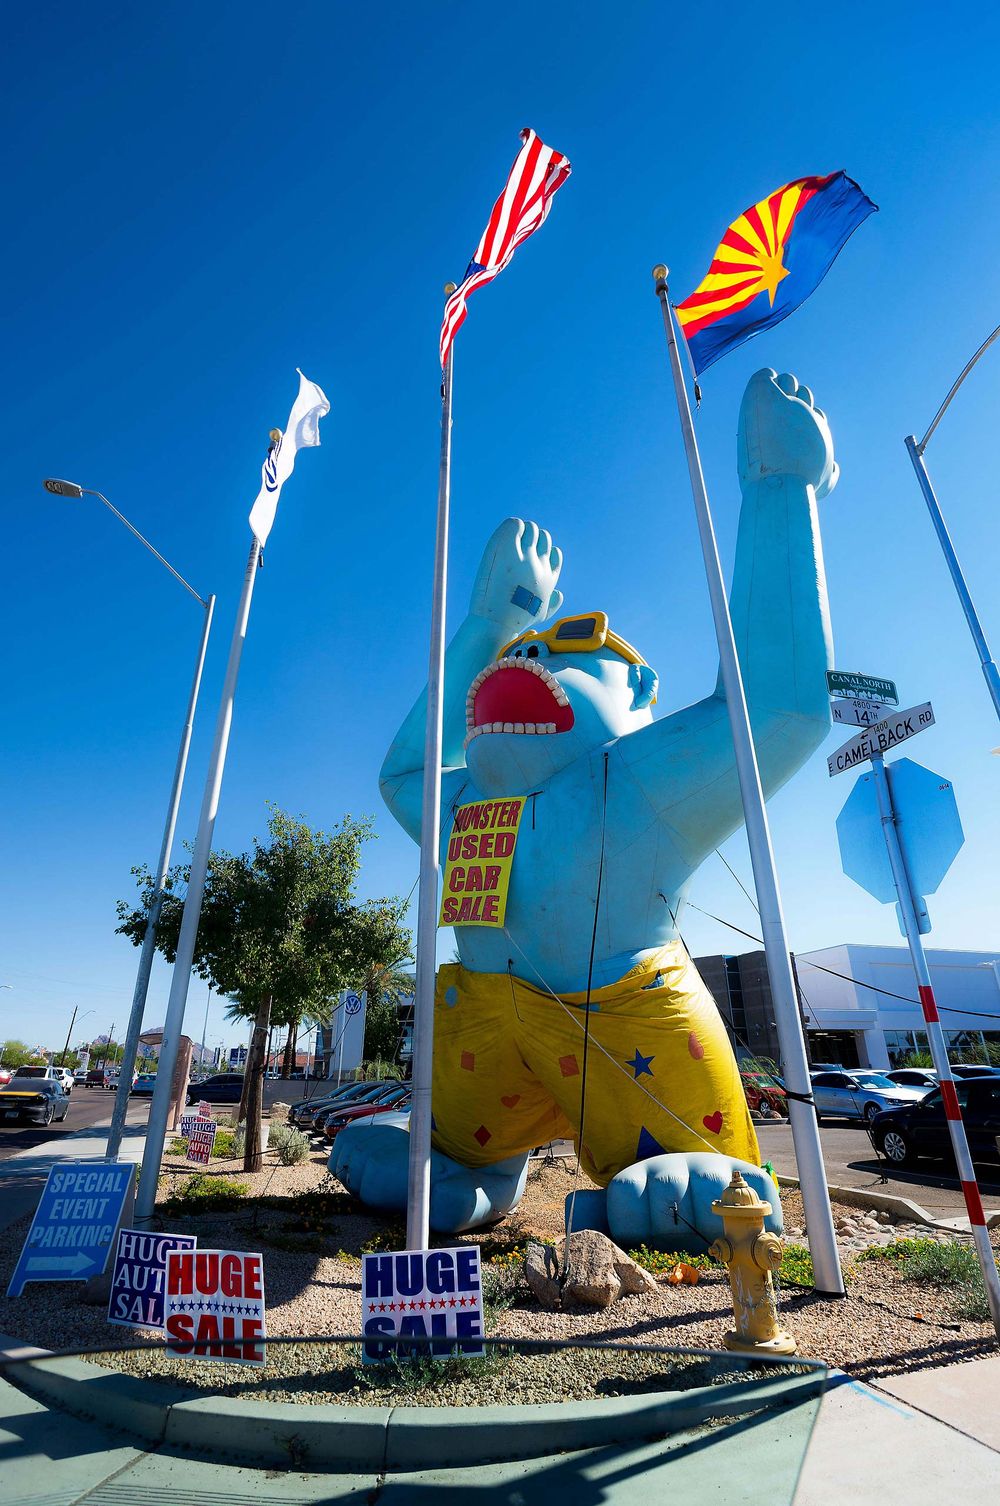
676;172;876;376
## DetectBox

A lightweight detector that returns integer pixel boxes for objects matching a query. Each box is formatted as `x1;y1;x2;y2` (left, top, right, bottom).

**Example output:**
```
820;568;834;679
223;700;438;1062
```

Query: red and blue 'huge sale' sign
164;1248;266;1367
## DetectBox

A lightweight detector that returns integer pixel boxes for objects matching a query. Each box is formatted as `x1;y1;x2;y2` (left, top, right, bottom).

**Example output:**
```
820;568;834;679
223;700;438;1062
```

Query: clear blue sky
4;2;1000;1053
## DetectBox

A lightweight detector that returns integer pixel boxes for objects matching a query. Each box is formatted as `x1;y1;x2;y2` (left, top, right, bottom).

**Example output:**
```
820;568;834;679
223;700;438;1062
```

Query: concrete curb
0;1344;824;1470
775;1174;1000;1232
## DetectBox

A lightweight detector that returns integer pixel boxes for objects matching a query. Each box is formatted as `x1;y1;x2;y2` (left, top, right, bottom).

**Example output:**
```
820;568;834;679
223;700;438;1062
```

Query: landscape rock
524;1229;659;1311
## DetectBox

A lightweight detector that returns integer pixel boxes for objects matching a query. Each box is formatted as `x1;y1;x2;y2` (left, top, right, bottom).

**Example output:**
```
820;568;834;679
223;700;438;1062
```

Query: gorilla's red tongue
473;667;574;731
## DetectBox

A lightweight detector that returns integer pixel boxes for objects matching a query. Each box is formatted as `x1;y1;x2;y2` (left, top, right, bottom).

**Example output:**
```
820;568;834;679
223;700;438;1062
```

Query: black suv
871;1078;1000;1167
186;1073;245;1105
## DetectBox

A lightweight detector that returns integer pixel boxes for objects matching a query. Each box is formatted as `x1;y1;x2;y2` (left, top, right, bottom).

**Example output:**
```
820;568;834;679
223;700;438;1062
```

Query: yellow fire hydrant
708;1170;796;1356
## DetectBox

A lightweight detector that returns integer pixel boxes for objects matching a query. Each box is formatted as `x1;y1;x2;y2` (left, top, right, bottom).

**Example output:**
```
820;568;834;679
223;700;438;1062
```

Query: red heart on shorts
500;1094;521;1109
702;1111;723;1135
688;1032;705;1060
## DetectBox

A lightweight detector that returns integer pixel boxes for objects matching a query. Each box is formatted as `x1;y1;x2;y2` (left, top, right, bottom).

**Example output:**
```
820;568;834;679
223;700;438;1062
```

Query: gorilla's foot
331;1121;531;1234
566;1152;783;1255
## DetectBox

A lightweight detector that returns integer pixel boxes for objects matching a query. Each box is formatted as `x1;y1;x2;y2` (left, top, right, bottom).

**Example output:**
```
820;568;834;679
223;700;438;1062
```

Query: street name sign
362;1246;485;1362
828;703;935;778
826;670;898;704
8;1161;135;1297
830;698;889;728
107;1229;197;1330
165;1248;266;1366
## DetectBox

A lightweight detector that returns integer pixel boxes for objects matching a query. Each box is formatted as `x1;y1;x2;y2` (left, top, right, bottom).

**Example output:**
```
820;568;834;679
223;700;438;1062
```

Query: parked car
129;1073;158;1095
740;1071;788;1117
73;1067;89;1083
314;1083;404;1134
293;1082;372;1128
810;1069;927;1124
323;1087;411;1142
0;1076;71;1126
884;1068;938;1090
950;1064;1000;1079
186;1073;245;1105
871;1077;1000;1167
51;1067;75;1093
85;1068;112;1088
0;1067;12;1088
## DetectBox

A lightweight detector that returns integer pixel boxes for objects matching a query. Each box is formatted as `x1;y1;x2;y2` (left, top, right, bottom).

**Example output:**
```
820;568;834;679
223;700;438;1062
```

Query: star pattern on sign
626;1049;654;1079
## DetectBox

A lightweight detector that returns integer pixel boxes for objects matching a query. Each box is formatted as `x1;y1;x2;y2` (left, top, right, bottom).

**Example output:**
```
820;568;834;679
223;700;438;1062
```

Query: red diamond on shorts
473;1125;491;1146
559;1054;579;1077
460;1051;475;1072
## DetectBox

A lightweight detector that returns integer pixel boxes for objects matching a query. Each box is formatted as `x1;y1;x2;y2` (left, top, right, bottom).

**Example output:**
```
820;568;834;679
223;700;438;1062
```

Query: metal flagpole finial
652;264;669;284
444;281;457;295
268;428;282;445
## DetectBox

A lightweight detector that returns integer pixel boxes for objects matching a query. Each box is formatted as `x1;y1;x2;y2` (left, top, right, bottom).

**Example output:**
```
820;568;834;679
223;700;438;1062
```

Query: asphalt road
756;1117;1000;1219
0;1083;149;1165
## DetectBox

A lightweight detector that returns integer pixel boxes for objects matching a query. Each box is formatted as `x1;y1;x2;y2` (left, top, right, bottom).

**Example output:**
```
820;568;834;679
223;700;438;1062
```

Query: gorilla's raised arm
619;369;834;864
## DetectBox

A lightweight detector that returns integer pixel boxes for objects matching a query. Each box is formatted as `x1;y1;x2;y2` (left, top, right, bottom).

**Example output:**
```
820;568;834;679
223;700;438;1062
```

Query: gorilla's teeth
544;722;556;734
513;723;524;733
524;724;536;734
501;722;513;732
492;721;505;732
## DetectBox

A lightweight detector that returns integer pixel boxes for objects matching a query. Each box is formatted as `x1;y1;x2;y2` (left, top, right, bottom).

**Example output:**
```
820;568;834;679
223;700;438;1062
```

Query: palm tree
358;958;414;1066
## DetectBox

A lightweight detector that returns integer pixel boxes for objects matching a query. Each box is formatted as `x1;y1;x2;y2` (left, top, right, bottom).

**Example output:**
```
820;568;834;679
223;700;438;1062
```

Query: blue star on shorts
626;1049;654;1079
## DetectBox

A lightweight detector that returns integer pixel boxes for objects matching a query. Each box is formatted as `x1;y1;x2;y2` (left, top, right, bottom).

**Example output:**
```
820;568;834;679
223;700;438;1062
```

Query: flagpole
406;284;457;1251
105;591;216;1161
651;266;844;1296
135;534;262;1222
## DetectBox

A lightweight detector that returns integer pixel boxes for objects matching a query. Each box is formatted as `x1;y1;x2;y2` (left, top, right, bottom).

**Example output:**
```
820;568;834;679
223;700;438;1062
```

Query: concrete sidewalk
0;1355;996;1503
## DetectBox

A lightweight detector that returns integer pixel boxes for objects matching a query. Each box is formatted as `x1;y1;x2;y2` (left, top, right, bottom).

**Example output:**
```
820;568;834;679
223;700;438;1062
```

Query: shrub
275;1127;310;1165
212;1129;236;1157
168;1137;187;1156
268;1122;292;1152
160;1174;249;1214
856;1236;997;1322
627;1245;713;1274
232;1122;246;1157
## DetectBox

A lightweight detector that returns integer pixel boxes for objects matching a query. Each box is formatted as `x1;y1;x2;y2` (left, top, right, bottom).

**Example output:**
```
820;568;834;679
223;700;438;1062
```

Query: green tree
0;1040;47;1071
117;806;410;1172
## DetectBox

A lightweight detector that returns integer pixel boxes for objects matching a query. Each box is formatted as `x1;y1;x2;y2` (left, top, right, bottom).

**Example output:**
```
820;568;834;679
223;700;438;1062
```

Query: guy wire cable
563;751;610;1287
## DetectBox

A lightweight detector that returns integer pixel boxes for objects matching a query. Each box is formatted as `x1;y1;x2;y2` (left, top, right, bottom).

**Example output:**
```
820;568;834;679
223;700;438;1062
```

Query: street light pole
42;479;214;1160
905;322;1000;729
59;1007;78;1068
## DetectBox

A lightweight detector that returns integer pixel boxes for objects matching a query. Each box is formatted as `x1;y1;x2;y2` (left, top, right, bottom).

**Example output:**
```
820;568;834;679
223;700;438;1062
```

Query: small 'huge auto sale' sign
361;1246;484;1362
107;1230;197;1329
164;1248;266;1366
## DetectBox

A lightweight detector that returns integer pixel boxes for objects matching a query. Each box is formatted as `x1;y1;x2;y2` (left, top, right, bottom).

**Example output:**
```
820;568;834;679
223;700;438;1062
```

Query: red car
740;1071;788;1117
323;1092;411;1142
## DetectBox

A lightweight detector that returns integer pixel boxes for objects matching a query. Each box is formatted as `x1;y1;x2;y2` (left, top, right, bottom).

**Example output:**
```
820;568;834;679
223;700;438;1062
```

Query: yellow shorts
431;942;759;1186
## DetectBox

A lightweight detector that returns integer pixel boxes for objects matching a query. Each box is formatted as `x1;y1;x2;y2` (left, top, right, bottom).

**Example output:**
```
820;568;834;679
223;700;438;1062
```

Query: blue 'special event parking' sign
361;1246;484;1362
8;1161;135;1297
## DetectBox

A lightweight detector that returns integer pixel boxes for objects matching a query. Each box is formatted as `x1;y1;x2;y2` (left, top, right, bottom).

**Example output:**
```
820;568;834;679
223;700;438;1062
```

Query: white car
52;1067;75;1093
810;1069;928;1124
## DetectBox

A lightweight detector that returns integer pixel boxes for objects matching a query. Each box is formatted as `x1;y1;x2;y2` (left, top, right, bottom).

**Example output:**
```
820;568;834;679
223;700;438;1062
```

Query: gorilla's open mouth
465;658;575;745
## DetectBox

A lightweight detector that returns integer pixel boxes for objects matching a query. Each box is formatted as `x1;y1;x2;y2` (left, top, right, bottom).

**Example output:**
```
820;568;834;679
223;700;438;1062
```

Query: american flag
439;128;571;367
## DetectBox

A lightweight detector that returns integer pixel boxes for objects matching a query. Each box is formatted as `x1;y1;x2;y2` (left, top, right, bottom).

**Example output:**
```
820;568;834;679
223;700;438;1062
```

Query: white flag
248;369;330;548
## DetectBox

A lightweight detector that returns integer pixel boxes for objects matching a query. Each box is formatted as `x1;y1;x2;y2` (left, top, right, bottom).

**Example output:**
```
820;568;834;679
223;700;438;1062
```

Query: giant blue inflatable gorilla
333;368;835;1249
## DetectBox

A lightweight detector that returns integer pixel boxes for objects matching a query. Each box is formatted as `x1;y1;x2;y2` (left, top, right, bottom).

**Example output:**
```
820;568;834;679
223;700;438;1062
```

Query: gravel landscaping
2;1131;998;1407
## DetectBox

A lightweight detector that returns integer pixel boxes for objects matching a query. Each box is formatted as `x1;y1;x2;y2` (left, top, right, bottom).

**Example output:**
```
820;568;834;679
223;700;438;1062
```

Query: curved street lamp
42;479;216;1157
904;325;1000;727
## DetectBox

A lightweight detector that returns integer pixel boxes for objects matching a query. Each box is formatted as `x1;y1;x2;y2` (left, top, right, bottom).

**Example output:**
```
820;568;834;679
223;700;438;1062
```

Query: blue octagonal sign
836;758;964;926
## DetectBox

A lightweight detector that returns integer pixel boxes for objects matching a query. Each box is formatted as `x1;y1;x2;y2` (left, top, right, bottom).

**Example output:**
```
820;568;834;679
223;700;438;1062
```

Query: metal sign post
867;752;1000;1341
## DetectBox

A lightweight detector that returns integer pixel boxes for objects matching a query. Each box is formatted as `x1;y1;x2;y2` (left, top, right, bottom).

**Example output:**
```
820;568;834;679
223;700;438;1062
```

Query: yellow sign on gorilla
439;797;525;928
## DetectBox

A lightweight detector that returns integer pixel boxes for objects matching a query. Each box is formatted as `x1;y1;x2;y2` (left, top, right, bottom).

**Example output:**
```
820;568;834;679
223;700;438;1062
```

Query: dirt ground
1;1132;996;1405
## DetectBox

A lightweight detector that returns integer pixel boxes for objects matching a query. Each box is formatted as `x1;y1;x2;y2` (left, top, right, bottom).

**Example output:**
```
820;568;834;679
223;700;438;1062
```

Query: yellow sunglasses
498;612;648;670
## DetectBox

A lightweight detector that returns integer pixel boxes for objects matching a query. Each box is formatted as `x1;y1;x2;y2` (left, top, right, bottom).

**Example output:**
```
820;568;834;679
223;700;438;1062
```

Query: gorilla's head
464;612;659;794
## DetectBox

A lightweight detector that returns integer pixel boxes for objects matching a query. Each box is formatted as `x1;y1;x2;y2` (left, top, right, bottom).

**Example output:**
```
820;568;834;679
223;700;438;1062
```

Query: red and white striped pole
871;751;1000;1340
